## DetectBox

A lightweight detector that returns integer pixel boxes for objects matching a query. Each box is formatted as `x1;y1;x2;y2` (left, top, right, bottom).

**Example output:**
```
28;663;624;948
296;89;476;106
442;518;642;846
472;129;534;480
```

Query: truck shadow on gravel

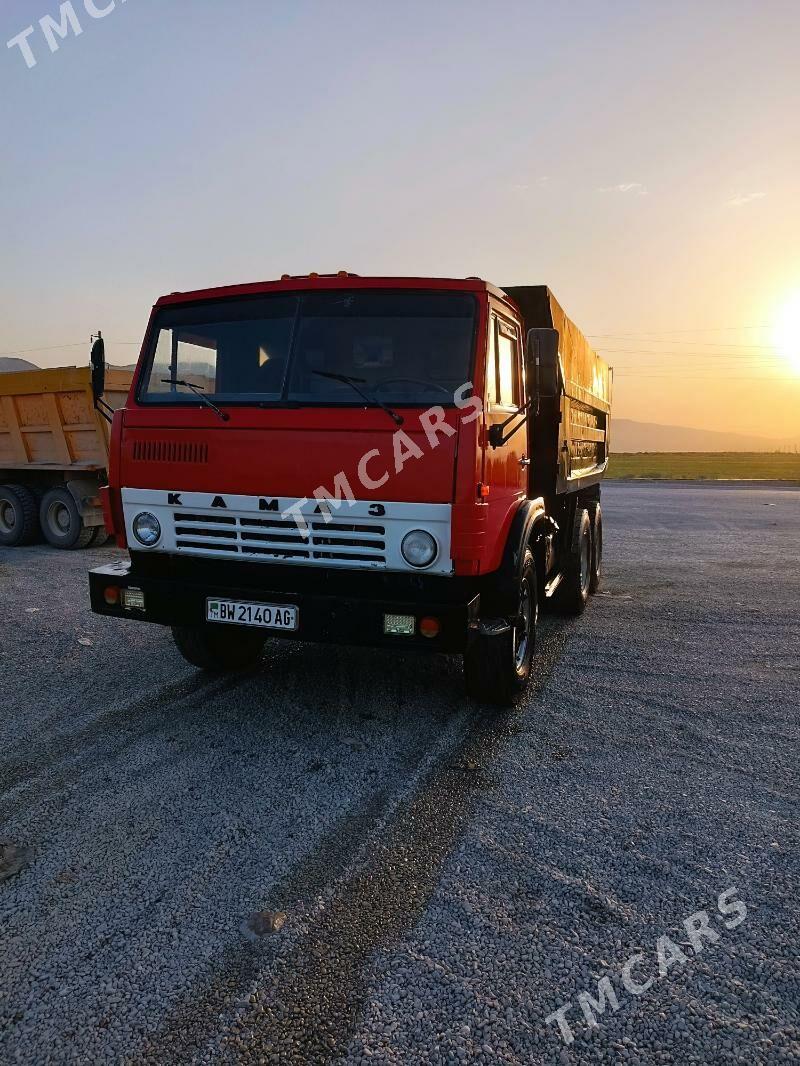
1;615;578;1065
132;616;577;1064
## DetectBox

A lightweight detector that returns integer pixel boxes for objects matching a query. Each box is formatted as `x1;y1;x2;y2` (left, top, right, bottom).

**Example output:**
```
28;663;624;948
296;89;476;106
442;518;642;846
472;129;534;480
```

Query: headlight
132;511;161;547
401;529;437;568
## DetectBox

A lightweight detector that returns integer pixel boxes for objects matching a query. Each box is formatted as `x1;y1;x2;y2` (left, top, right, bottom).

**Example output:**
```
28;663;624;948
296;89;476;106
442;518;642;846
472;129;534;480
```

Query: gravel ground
0;482;798;1064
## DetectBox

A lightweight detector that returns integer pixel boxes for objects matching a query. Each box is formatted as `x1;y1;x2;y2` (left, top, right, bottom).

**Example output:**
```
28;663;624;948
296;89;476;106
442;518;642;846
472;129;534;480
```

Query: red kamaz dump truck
89;275;611;704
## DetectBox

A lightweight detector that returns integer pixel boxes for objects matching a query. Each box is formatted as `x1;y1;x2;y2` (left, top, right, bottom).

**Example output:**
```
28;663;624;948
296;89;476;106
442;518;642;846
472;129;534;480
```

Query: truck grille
172;512;387;567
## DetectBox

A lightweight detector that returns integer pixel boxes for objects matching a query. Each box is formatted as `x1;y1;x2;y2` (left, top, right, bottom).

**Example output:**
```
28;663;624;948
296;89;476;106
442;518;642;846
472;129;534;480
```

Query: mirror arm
94;396;114;424
488;399;534;448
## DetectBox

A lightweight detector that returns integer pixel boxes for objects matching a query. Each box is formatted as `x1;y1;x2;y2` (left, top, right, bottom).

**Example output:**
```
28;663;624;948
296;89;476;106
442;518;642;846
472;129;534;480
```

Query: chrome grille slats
121;489;453;575
171;507;387;566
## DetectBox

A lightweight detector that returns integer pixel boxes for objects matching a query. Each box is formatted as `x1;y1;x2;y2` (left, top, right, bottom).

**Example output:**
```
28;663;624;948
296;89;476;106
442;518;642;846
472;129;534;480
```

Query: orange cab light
104;586;120;605
419;616;441;638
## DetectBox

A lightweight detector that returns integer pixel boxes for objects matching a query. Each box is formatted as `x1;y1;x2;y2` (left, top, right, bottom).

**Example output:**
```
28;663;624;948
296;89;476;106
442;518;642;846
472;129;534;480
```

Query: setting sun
772;292;800;374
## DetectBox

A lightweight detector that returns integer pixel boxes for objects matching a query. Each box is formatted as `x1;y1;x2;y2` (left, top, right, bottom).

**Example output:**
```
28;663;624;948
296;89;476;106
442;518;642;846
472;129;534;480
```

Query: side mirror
527;328;560;400
90;333;106;402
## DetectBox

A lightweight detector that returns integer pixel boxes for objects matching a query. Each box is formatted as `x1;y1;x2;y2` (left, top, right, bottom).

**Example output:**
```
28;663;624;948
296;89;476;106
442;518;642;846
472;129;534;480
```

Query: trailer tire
88;526;111;547
0;483;40;547
556;508;592;615
171;625;266;672
464;548;538;707
39;488;94;550
589;504;602;593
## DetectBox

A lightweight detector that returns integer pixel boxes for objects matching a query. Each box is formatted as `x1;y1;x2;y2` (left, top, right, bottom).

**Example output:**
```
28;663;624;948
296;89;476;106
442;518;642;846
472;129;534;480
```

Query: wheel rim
580;529;591;590
0;500;16;535
47;501;71;535
514;581;533;671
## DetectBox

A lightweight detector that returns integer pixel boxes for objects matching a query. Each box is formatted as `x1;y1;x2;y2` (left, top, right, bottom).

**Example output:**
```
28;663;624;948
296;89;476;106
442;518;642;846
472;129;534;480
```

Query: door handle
519;455;531;466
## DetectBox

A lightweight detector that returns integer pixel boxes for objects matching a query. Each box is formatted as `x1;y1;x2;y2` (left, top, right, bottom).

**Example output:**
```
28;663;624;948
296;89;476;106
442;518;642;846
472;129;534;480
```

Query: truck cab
89;274;610;705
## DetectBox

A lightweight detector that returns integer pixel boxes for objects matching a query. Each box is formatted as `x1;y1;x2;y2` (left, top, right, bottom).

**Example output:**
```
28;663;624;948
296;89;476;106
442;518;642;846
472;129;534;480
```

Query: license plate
206;598;298;630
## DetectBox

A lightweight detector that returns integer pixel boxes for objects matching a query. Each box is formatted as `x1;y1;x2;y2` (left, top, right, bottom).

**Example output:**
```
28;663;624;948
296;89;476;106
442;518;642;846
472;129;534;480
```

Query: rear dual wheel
556;508;592;615
589;504;603;593
39;488;94;550
0;483;39;547
556;503;603;614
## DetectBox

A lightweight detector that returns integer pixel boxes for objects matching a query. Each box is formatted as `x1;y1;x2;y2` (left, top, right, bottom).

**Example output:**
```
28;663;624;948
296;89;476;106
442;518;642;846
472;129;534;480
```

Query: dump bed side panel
0;367;130;473
500;285;612;494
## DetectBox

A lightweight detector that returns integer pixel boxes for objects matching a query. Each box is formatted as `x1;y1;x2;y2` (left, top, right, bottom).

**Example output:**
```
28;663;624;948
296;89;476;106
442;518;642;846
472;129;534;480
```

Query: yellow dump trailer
0;366;132;549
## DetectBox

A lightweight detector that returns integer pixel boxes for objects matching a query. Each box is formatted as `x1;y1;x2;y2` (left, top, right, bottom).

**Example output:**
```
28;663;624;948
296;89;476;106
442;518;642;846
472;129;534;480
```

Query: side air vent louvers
132;441;209;464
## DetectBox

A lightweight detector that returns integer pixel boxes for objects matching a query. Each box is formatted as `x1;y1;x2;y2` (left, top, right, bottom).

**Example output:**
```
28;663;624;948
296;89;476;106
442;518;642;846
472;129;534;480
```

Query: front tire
464;548;538;706
171;625;266;672
40;488;94;549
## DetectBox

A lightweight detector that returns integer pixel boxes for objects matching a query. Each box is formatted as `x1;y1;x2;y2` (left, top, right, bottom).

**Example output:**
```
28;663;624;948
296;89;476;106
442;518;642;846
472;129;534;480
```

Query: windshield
139;290;476;406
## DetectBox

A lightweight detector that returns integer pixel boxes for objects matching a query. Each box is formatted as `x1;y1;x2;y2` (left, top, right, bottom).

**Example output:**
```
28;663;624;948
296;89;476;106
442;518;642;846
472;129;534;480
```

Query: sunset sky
2;0;799;439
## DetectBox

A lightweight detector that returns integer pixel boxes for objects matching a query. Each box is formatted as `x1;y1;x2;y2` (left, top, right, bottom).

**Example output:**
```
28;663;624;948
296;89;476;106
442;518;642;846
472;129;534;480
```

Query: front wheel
171;624;266;672
464;548;538;707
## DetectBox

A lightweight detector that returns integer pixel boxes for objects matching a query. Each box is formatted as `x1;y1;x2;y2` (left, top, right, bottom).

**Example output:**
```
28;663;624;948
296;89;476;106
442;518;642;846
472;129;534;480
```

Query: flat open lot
1;483;798;1065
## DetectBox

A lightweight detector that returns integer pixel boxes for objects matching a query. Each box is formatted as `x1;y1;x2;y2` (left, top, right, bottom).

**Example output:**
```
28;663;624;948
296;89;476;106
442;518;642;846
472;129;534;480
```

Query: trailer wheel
171;625;266;672
39;488;94;550
0;483;40;547
88;526;111;547
556;508;592;615
589;504;603;593
464;548;538;706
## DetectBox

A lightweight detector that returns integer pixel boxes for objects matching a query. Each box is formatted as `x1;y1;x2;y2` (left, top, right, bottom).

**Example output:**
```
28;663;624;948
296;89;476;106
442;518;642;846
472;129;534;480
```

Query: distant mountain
0;357;136;374
614;418;799;453
0;357;38;373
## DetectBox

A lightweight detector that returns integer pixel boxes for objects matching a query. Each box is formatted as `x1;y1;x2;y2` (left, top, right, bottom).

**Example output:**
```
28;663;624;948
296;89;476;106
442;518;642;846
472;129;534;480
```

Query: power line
596;346;780;355
613;367;788;374
614;373;798;380
588;326;770;337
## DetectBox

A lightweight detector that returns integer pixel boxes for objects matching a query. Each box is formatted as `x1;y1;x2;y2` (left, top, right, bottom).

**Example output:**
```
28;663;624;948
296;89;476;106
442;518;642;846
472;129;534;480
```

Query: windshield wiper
161;378;230;422
311;371;404;426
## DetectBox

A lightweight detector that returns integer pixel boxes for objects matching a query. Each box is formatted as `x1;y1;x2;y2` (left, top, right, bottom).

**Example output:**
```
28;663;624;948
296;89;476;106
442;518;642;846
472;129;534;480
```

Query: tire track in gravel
0;672;244;823
134;618;575;1065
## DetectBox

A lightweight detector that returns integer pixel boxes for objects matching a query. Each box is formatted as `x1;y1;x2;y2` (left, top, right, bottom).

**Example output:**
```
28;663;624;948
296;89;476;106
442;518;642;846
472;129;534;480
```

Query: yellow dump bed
0;367;131;473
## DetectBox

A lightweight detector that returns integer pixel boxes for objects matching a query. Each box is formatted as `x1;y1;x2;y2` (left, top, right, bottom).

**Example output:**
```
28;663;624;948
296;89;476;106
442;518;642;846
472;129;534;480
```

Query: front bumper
89;560;480;653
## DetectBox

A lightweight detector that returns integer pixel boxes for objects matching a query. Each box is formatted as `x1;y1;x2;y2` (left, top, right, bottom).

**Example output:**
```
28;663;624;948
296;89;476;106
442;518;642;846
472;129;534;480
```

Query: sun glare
772;292;800;374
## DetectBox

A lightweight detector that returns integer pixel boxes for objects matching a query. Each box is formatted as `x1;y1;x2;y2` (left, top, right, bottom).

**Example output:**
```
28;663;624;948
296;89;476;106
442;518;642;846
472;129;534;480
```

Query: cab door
483;308;528;503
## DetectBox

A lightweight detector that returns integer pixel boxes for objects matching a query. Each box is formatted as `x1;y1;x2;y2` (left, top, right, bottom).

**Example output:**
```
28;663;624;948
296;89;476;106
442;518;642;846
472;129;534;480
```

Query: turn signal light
419;616;441;638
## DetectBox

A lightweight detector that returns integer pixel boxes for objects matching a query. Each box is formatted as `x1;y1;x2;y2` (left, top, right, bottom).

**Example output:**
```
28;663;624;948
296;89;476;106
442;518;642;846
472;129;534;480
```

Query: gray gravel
0;482;798;1064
